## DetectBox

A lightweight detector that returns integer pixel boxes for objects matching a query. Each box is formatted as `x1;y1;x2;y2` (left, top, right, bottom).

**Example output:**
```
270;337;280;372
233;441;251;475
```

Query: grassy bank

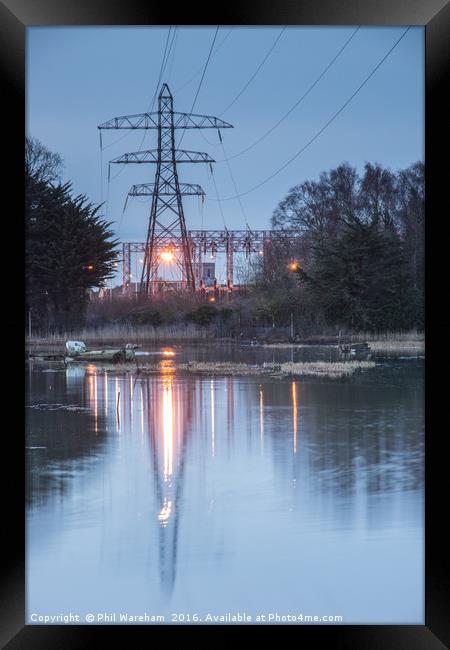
61;359;376;379
349;329;424;352
181;361;376;378
368;340;424;352
264;330;424;353
279;361;376;377
265;340;424;353
26;326;424;355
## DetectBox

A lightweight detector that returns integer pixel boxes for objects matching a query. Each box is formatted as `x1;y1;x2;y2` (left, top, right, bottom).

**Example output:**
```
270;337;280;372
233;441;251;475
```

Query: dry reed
26;323;210;353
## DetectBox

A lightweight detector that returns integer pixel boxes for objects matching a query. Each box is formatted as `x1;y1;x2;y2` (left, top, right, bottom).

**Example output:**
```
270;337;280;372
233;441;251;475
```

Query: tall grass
368;340;424;352
349;330;424;352
26;324;424;355
348;329;424;342
26;323;211;353
280;361;376;377
178;360;376;378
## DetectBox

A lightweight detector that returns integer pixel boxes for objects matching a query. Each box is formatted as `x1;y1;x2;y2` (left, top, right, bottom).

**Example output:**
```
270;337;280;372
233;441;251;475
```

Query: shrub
219;307;233;321
114;308;163;327
186;304;218;326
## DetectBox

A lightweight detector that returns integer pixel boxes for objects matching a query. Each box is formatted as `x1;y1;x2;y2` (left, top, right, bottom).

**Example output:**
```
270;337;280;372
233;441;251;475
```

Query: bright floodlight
160;251;174;262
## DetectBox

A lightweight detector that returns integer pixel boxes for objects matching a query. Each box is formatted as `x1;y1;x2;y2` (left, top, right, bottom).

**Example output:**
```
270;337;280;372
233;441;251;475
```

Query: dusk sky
27;25;424;243
26;28;426;624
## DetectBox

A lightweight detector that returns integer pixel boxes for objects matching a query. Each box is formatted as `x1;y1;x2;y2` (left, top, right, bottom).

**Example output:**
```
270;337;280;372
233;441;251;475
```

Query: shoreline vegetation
29;359;378;379
26;327;424;355
179;361;377;378
26;324;210;352
263;340;424;352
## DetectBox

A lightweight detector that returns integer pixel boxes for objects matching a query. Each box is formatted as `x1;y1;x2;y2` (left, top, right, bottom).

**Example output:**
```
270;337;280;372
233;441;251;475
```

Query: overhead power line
209;166;227;230
136;26;176;152
219;27;286;116
219;136;249;228
134;26;178;155
100;27;175;155
216;26;360;163
149;26;174;113
176;26;234;93
166;27;179;83
107;26;176;233
210;26;411;202
178;26;220;147
187;26;219;116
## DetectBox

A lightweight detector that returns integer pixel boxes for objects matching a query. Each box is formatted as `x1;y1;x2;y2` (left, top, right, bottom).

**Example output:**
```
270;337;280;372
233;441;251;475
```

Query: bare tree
359;162;398;228
272;163;360;239
25;136;64;184
396;161;425;290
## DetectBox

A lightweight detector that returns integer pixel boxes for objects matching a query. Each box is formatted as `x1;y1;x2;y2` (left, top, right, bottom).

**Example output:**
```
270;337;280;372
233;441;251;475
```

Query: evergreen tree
26;139;118;331
301;219;417;330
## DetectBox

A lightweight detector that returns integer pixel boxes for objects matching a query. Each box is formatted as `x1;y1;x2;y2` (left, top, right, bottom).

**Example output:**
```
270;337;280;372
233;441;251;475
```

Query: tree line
25;136;424;336
249;161;424;333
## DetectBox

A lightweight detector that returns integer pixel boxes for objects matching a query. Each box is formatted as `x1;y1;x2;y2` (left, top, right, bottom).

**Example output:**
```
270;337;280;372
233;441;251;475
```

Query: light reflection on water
26;350;424;623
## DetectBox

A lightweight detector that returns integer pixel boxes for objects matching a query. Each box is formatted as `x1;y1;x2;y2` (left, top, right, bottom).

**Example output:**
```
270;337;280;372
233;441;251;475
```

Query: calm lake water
26;346;424;624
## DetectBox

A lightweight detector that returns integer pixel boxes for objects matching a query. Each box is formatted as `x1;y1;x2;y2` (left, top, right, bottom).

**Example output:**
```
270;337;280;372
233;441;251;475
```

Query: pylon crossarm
172;112;233;130
129;183;205;196
98;112;233;131
110;150;215;164
98;113;159;130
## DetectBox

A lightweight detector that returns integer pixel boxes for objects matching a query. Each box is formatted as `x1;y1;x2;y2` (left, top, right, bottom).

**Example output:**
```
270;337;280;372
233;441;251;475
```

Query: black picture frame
2;0;449;646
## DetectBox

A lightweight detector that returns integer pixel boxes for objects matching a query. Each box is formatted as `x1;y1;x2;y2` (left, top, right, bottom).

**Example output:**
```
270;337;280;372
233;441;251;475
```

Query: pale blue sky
27;25;424;242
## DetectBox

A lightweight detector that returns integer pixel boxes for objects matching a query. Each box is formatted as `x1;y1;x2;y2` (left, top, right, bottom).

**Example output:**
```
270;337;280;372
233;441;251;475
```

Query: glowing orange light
158;499;173;526
209;297;216;303
259;387;264;445
292;380;298;453
86;264;94;271
162;382;174;479
162;348;175;357
211;379;215;457
288;261;300;271
160;251;174;262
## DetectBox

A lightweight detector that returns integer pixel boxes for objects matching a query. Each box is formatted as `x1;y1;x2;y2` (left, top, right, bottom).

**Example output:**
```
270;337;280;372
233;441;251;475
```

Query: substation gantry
120;229;302;295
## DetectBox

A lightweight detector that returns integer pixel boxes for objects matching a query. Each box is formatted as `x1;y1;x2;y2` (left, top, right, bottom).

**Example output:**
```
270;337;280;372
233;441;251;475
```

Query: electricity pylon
99;83;233;297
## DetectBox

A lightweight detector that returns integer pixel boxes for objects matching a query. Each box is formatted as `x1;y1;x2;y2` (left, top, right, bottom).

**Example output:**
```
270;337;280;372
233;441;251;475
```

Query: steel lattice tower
99;83;233;297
